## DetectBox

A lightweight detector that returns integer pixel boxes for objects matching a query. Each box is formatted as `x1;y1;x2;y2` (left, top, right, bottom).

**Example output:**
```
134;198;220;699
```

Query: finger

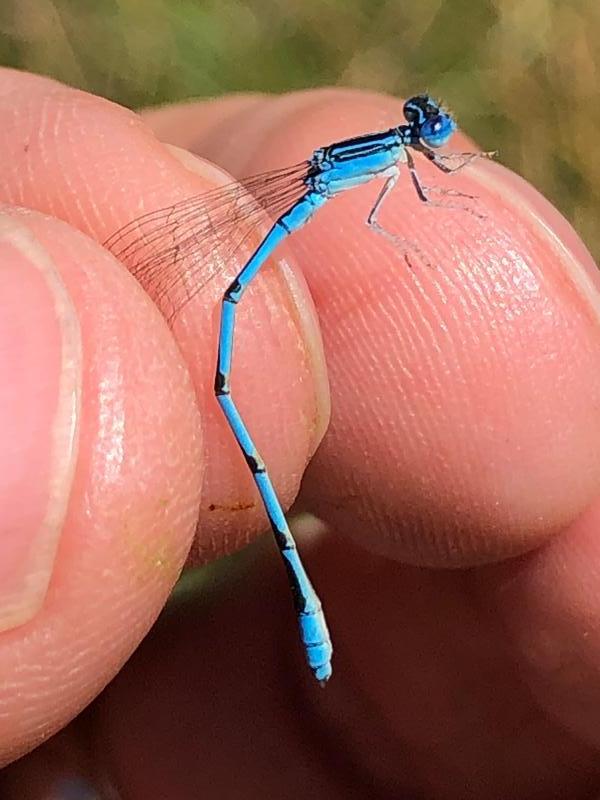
4;529;600;799
18;523;593;800
485;495;600;750
0;69;330;560
158;89;600;566
0;208;201;766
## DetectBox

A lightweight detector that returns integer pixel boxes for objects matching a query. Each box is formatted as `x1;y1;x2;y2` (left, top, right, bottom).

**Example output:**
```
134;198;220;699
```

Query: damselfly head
403;94;456;149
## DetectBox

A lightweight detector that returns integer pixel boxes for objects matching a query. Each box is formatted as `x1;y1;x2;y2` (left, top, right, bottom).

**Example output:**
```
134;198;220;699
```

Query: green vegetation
1;0;598;257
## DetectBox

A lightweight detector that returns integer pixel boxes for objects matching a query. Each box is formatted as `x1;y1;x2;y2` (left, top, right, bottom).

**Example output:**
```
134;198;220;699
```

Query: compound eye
420;114;456;148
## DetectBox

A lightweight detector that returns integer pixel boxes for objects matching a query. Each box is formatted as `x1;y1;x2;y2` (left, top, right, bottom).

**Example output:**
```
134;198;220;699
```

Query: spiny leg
366;169;433;268
406;150;486;219
214;219;332;684
420;147;497;174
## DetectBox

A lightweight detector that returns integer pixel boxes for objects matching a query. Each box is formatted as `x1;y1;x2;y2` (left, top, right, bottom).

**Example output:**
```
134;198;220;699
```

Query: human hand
1;70;600;798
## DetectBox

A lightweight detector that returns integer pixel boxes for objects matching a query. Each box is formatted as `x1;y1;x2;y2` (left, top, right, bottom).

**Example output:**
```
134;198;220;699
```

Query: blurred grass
0;0;599;258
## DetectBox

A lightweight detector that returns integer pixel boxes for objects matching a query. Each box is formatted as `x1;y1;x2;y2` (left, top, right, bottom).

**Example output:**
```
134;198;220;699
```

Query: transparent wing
104;161;311;323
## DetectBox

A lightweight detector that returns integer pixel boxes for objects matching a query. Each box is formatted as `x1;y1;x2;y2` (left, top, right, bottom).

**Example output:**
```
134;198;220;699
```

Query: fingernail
0;215;81;632
167;144;331;452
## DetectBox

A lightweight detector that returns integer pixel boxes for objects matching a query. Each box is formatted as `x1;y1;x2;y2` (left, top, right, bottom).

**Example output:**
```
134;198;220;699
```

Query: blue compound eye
420;114;456;148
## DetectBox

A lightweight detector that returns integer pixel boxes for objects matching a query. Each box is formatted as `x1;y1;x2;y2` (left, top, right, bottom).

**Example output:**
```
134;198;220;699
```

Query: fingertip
0;70;330;561
190;89;600;566
0;208;202;764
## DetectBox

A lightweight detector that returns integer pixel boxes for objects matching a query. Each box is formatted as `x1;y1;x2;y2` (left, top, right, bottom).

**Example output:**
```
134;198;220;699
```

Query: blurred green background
0;0;598;257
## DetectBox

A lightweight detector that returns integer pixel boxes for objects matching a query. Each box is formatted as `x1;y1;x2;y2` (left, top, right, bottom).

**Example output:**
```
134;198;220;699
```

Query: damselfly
105;94;492;685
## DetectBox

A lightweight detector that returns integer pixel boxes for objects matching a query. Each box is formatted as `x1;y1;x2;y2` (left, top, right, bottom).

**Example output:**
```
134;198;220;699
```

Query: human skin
1;69;600;798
